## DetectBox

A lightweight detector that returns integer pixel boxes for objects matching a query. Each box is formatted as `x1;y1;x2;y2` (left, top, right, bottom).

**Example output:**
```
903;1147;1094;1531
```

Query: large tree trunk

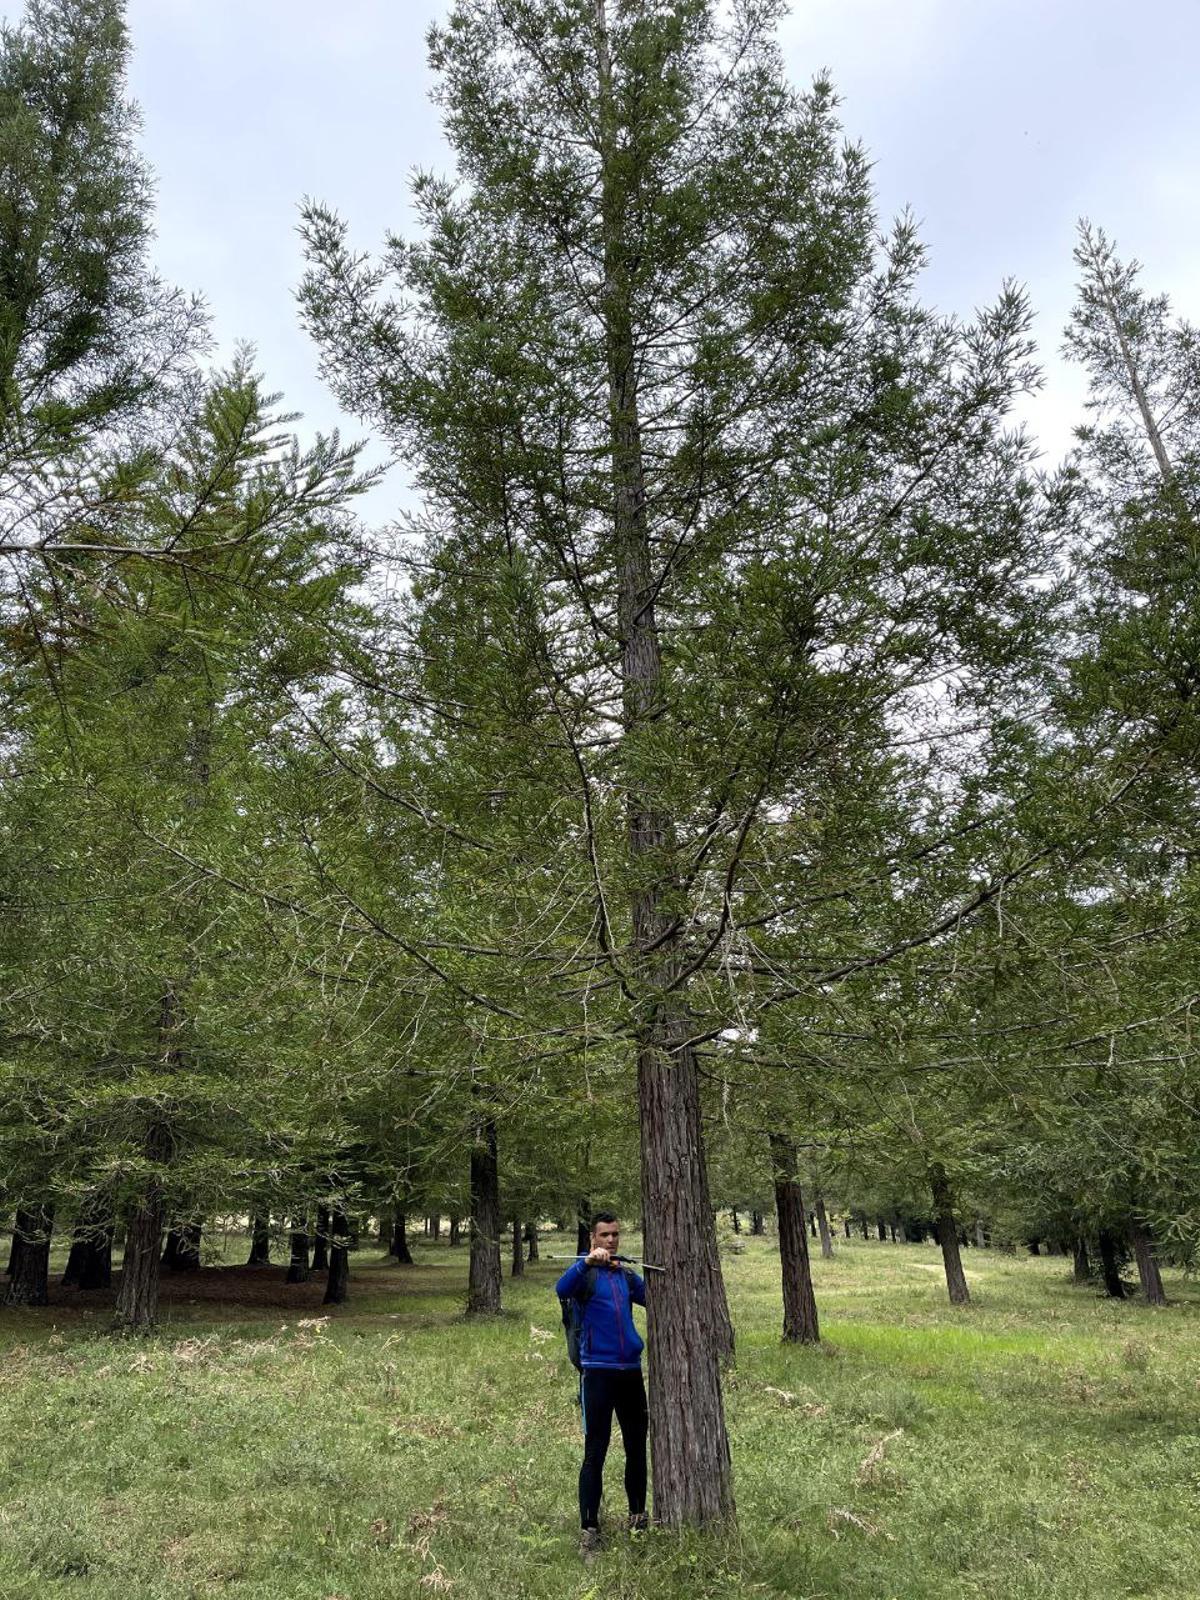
247;1215;271;1266
323;1210;350;1305
1072;1235;1091;1283
466;1115;502;1315
814;1194;834;1260
4;1205;53;1307
525;1220;539;1262
769;1135;820;1344
928;1164;970;1305
511;1217;525;1277
1097;1230;1126;1298
286;1223;311;1284
312;1205;330;1272
115;1182;164;1331
594;0;732;1523
1131;1223;1166;1306
390;1212;414;1264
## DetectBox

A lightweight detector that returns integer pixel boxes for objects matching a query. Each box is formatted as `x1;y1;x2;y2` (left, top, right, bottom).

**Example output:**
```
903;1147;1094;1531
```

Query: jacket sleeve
628;1269;646;1306
555;1258;588;1299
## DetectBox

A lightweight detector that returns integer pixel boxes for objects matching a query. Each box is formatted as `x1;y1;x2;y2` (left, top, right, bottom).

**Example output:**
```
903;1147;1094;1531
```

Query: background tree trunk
510;1217;525;1277
286;1225;311;1284
1098;1230;1126;1298
62;1205;113;1291
974;1219;986;1248
115;1190;163;1330
4;1205;53;1307
323;1210;350;1305
769;1135;820;1344
1131;1223;1166;1306
750;1210;764;1236
815;1194;834;1259
447;1214;459;1247
524;1221;539;1262
929;1164;970;1305
312;1205;330;1271
246;1215;271;1266
1073;1236;1091;1283
466;1115;502;1315
390;1212;414;1264
575;1197;591;1258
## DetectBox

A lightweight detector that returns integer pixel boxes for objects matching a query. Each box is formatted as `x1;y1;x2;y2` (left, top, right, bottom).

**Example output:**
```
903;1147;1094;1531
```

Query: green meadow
1;1235;1197;1600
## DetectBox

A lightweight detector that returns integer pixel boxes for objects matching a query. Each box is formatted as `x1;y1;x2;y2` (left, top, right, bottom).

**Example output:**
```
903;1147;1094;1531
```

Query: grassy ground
1;1233;1198;1600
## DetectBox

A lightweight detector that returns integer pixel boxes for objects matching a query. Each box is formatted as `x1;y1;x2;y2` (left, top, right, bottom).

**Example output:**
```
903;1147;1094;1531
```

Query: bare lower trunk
323;1210;350;1305
575;1200;591;1259
510;1217;525;1277
4;1205;53;1307
429;1214;442;1242
390;1212;414;1263
974;1219;986;1249
115;1187;163;1330
843;1217;851;1239
750;1210;764;1236
466;1116;502;1315
1072;1235;1091;1283
730;1209;740;1234
928;1164;970;1305
525;1221;539;1262
62;1205;113;1291
312;1206;330;1272
769;1135;819;1344
286;1224;311;1284
1097;1230;1126;1298
1131;1223;1166;1305
247;1215;271;1266
447;1214;459;1247
815;1194;833;1260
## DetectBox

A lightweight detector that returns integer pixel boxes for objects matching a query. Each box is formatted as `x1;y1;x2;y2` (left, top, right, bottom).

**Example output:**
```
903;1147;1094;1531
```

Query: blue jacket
556;1258;646;1369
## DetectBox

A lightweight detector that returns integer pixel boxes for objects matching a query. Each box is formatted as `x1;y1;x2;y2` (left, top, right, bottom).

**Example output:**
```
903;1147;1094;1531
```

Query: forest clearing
1;1231;1197;1600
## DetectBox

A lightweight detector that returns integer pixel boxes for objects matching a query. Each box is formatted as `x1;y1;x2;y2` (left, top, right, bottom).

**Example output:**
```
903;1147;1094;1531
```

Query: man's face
591;1220;621;1259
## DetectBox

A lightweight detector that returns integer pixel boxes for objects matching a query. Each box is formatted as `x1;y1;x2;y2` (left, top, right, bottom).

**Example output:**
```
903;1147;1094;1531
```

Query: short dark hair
589;1210;619;1232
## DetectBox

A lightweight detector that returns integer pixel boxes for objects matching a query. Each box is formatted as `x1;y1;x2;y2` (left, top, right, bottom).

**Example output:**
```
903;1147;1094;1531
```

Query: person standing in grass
555;1212;649;1555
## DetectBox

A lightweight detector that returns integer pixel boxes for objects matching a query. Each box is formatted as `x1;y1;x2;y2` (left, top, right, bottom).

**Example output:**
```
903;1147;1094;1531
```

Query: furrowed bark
595;0;733;1516
769;1135;820;1344
1131;1223;1166;1306
928;1163;970;1305
4;1205;53;1307
510;1216;525;1278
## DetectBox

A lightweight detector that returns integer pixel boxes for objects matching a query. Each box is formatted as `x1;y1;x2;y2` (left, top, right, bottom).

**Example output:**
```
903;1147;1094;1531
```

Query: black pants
579;1366;648;1528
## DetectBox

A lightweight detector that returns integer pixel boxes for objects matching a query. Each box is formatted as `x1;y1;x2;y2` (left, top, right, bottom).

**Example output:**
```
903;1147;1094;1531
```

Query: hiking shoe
579;1526;603;1562
628;1512;650;1535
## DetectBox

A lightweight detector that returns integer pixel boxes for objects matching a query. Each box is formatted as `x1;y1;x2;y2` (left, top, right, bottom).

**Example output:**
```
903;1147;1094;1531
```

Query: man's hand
585;1246;613;1266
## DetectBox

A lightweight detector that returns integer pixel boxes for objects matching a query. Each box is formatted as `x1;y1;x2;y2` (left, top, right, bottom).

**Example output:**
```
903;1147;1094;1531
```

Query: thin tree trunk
809;1211;817;1239
575;1198;591;1259
896;1219;908;1244
429;1213;442;1242
750;1210;764;1236
843;1217;851;1239
769;1135;819;1344
447;1214;458;1247
815;1194;834;1260
391;1212;414;1264
312;1205;330;1272
247;1215;271;1266
286;1224;311;1284
525;1221;539;1262
323;1210;350;1305
877;1218;887;1242
511;1217;525;1277
1073;1235;1091;1283
975;1219;986;1249
730;1209;740;1235
467;1114;502;1315
928;1163;970;1305
1131;1223;1166;1306
4;1205;53;1307
1097;1230;1126;1298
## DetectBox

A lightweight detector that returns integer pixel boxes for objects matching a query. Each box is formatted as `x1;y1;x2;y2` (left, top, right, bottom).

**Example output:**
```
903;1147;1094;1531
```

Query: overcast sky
28;1;1200;519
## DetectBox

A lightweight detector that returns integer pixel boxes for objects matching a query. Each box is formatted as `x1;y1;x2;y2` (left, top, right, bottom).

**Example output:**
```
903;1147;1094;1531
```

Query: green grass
1;1235;1199;1598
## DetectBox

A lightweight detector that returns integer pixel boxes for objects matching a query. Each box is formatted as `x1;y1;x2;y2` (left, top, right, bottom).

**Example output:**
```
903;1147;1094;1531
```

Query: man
555;1211;649;1556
